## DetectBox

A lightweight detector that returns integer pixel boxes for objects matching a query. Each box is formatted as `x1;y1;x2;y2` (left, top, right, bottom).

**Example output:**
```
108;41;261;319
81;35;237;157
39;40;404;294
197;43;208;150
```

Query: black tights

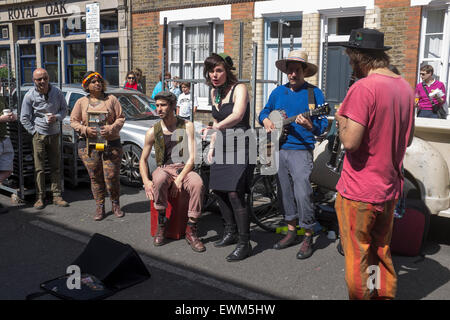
215;191;250;241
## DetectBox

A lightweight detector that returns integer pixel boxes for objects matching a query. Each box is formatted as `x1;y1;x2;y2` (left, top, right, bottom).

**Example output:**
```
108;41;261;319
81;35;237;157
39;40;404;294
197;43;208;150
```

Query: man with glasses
20;68;69;209
415;65;447;118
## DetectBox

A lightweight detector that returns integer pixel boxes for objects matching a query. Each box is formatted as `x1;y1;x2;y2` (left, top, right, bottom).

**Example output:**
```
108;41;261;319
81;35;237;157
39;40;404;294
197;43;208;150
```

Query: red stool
150;190;189;240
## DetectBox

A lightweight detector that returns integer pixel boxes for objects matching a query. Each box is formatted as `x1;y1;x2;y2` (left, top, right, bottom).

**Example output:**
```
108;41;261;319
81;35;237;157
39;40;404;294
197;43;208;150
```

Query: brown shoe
153;216;166;246
185;223;206;253
53;196;69;207
34;198;45;210
112;201;124;218
273;229;297;250
94;204;105;221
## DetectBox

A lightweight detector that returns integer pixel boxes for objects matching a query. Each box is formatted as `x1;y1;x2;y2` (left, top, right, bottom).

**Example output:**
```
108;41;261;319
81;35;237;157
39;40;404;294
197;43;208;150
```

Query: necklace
215;85;230;106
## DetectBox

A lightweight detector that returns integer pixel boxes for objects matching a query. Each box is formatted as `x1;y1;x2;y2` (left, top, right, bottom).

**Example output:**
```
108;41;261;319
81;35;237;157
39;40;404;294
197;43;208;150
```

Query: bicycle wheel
248;174;284;232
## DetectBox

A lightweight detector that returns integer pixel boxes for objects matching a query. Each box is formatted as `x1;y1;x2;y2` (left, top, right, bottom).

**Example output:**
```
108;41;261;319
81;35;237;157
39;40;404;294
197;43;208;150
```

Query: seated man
139;91;205;252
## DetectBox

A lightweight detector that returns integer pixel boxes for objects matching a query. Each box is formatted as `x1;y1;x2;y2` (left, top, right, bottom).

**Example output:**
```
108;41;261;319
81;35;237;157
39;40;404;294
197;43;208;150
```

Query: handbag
422;83;447;119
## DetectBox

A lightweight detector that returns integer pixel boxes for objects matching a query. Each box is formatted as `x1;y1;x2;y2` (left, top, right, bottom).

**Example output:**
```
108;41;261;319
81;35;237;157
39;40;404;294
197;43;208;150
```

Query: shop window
66;42;87;84
41;20;60;37
0;47;10;66
101;14;118;32
20;45;36;84
0;26;8;40
18;24;35;40
64;17;86;35
101;38;119;86
42;44;60;82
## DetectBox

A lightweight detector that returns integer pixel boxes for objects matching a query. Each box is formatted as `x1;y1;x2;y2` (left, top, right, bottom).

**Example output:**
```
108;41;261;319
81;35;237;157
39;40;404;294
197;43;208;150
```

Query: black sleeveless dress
210;84;255;193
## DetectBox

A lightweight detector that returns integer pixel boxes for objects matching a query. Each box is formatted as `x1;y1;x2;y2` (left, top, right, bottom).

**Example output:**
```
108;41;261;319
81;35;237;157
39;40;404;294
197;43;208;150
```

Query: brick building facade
130;0;449;125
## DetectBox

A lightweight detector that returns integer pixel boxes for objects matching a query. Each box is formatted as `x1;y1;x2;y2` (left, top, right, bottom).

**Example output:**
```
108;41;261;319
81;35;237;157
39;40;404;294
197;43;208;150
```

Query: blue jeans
417;109;439;118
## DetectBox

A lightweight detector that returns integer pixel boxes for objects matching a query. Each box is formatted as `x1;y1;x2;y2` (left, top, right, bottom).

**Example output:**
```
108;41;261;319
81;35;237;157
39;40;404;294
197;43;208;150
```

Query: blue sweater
258;82;328;150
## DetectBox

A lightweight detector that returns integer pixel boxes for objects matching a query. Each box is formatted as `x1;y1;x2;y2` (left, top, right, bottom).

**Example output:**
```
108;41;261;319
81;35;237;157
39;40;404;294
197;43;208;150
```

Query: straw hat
275;50;318;77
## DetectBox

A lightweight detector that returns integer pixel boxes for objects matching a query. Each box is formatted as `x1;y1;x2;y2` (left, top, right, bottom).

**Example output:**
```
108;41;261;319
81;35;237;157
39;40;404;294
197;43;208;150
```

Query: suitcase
391;207;428;257
150;190;189;240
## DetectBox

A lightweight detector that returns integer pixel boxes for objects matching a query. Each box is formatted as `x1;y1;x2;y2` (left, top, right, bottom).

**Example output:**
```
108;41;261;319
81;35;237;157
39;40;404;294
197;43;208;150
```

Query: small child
177;82;198;120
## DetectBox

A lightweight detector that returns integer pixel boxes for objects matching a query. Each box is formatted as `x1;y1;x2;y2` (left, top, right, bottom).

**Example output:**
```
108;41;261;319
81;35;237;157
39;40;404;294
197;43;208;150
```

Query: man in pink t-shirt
334;28;415;300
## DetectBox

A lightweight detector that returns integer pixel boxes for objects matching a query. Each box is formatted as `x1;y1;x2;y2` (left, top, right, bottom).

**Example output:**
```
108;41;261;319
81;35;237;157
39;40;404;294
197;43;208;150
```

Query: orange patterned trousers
335;193;397;300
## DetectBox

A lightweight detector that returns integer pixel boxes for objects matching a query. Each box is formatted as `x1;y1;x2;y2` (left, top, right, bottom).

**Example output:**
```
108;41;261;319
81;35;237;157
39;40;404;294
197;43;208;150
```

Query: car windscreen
113;93;158;120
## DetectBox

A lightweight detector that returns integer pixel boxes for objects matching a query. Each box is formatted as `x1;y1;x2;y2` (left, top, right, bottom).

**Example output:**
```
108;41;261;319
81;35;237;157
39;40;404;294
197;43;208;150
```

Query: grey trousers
277;149;316;229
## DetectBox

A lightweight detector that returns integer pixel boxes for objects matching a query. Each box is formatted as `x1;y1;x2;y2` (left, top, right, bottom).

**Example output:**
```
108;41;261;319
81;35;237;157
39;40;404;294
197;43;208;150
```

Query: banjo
268;103;330;143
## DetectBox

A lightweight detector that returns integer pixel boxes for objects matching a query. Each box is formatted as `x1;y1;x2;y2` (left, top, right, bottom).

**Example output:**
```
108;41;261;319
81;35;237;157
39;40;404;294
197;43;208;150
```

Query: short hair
345;48;390;73
154;91;177;108
180;82;191;88
82;71;107;93
420;65;434;75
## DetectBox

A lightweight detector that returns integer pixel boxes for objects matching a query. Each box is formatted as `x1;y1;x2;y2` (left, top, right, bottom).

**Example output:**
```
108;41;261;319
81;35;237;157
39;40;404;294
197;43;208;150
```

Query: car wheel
120;144;143;187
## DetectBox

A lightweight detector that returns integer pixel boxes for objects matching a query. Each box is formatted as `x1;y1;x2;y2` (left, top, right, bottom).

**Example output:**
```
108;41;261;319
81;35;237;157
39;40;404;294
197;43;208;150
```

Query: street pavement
1;183;450;301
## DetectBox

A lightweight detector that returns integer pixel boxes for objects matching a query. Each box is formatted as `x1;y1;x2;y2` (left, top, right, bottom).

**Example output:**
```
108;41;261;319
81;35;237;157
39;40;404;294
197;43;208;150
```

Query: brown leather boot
94;204;105;221
185;222;206;253
153;215;166;246
112;201;124;218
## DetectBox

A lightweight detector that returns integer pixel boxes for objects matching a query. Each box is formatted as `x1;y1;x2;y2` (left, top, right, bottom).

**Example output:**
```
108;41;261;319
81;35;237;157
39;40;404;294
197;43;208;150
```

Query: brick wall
132;0;259;13
131;0;257;126
301;13;321;86
132;11;160;94
374;0;422;88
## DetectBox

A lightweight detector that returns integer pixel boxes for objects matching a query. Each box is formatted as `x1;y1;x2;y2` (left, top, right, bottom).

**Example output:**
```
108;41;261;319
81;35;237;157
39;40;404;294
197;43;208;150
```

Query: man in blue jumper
258;50;328;259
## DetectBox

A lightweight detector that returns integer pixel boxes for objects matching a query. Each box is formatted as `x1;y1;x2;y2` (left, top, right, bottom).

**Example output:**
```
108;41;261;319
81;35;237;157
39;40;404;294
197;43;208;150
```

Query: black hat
343;28;391;51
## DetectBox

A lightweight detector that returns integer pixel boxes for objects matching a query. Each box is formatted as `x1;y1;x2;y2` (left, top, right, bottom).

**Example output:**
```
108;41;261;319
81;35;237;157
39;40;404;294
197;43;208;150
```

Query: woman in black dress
203;53;254;262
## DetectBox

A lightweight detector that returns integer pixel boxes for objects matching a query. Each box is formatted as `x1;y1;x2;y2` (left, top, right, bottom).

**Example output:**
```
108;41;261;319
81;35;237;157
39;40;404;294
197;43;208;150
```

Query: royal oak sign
7;1;68;21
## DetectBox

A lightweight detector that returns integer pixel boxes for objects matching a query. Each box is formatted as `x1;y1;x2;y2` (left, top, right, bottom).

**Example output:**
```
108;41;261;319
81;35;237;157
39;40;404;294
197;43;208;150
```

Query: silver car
15;84;159;187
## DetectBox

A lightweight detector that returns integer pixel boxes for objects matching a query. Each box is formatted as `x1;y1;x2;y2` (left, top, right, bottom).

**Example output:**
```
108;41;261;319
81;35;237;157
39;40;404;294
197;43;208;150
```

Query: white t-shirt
177;92;198;118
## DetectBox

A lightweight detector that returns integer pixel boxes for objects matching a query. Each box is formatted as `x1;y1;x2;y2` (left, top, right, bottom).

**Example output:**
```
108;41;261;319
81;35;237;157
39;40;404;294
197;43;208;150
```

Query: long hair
345;48;390;75
203;53;238;88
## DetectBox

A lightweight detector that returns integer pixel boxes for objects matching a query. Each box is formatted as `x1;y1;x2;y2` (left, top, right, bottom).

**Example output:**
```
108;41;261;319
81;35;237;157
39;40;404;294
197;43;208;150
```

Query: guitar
267;103;330;144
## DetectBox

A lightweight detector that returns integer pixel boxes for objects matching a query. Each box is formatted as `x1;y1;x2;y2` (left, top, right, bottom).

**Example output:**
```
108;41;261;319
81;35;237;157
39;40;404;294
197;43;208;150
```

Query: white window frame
418;4;450;103
168;22;224;111
263;14;303;102
319;8;366;89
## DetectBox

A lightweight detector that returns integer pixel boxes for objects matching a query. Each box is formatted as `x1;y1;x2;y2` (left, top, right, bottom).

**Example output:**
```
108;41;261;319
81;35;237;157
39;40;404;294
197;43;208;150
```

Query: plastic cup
3;109;11;116
46;113;53;123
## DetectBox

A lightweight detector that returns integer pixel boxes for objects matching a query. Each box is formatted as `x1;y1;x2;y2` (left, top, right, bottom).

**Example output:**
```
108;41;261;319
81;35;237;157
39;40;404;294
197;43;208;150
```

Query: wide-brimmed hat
343;28;391;51
275;50;318;77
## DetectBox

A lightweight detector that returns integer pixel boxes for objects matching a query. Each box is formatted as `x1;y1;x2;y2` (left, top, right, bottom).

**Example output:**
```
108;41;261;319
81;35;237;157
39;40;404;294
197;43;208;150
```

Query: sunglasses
35;77;48;82
128;77;135;80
